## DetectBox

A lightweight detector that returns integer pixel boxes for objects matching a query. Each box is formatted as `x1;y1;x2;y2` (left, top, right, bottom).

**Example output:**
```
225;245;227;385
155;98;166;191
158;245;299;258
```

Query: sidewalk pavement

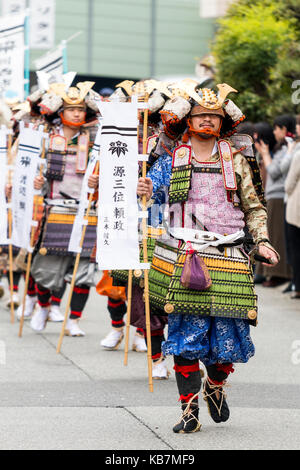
0;278;299;450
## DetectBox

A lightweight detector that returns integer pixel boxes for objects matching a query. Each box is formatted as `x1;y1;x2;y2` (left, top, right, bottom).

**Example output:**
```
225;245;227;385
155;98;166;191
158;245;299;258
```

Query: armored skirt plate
148;240;258;324
39;205;97;258
111;225;165;288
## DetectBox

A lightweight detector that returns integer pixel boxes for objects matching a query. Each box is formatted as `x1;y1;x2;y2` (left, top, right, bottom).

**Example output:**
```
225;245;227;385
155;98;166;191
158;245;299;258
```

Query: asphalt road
0;277;300;450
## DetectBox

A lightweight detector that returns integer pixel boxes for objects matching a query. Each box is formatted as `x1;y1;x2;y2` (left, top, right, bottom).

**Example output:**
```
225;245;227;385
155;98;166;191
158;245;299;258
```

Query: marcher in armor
3;98;53;317
28;80;100;337
137;82;279;433
100;80;178;379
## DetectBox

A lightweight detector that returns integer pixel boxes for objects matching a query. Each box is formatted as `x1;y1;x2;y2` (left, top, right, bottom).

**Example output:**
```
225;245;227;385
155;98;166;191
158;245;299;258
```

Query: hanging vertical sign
0;125;9;245
30;0;55;49
35;42;67;83
199;0;233;18
0;14;25;102
11;122;44;251
96;99;144;270
1;0;26;16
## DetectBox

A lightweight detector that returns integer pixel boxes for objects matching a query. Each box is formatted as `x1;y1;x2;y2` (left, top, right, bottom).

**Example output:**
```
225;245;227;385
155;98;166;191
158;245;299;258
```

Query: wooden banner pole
56;161;99;354
141;94;153;393
19;127;47;338
123;269;133;366
7;132;15;324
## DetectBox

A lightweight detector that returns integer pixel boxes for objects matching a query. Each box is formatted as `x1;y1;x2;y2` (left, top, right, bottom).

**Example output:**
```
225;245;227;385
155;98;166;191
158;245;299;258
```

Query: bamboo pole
141;94;153;393
7;132;15;324
124;103;140;366
18;128;47;338
123;269;133;366
56;161;100;354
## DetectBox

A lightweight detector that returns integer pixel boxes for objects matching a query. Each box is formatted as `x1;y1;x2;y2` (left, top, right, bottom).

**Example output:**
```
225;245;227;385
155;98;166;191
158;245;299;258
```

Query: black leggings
287;222;300;291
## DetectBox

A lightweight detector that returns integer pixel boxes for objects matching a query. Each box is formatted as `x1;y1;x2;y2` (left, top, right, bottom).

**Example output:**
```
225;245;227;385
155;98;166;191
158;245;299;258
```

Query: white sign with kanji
96;100;142;270
30;0;55;49
1;0;26;16
11;123;44;250
0;14;25;102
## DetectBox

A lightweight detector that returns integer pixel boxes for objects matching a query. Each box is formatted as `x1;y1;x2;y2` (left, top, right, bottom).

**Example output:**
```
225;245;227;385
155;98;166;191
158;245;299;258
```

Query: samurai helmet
58;82;95;109
27;72;100;119
160;80;245;139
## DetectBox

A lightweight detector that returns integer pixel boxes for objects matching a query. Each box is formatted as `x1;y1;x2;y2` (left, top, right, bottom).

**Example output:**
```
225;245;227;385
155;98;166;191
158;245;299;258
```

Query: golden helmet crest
50;81;95;106
174;81;237;110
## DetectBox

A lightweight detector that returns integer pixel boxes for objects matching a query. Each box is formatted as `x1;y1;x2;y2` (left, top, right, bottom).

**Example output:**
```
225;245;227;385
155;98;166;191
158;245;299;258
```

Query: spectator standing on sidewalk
285;115;300;299
258;114;295;287
253;122;277;284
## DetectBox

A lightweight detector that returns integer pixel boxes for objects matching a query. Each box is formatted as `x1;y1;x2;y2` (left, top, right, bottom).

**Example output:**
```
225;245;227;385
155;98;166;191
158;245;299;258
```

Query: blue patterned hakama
162;314;255;365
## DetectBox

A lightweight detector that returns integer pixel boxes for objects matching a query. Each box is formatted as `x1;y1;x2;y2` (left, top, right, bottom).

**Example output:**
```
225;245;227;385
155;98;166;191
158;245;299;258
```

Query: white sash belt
168;227;245;250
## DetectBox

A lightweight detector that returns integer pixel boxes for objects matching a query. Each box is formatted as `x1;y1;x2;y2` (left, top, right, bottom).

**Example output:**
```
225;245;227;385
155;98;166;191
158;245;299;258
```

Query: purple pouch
180;247;212;291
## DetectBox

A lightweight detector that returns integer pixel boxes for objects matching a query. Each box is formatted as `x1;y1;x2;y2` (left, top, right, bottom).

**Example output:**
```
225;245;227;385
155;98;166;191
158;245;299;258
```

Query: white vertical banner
30;0;55;49
68;120;102;254
2;0;26;16
96;100;142;270
35;44;64;83
0;14;25;102
0;125;9;245
199;0;233;18
11;122;44;251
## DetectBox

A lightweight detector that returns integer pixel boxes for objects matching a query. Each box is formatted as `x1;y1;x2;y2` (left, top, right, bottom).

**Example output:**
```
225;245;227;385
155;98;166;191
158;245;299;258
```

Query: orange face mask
59;112;86;128
187;117;223;140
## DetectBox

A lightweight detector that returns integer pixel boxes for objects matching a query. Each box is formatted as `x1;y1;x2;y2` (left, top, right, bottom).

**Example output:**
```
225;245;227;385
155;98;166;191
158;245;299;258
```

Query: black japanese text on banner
0;125;9;245
1;0;26;16
11;122;44;251
0;13;25;102
96;100;143;270
68;120;102;254
30;0;55;50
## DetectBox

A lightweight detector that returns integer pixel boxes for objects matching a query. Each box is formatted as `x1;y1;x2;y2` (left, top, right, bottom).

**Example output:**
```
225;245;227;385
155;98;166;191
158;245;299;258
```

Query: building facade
32;0;216;81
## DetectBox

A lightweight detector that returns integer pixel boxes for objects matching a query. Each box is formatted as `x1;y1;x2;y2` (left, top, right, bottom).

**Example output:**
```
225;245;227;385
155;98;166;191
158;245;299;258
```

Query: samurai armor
39;92;63;115
148;90;165;114
148;240;258;325
32;195;45;246
45;135;67;181
39;205;97;257
230;134;266;206
168;145;192;204
111;225;166;288
0;253;7;270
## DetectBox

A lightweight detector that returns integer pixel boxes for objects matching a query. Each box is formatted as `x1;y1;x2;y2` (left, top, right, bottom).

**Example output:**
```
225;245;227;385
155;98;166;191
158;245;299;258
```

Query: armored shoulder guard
230;134;266;206
147;131;177;171
168;144;192;204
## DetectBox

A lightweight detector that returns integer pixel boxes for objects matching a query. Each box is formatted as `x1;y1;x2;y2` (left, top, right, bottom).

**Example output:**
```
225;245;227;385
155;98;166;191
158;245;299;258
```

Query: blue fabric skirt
162;314;255;366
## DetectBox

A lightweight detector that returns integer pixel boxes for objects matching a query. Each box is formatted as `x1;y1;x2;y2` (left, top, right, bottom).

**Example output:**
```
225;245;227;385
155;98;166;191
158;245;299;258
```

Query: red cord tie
178;393;196;403
173;364;200;378
152;353;162;361
143;329;164;338
108;299;125;308
208;377;224;386
216;363;235;376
